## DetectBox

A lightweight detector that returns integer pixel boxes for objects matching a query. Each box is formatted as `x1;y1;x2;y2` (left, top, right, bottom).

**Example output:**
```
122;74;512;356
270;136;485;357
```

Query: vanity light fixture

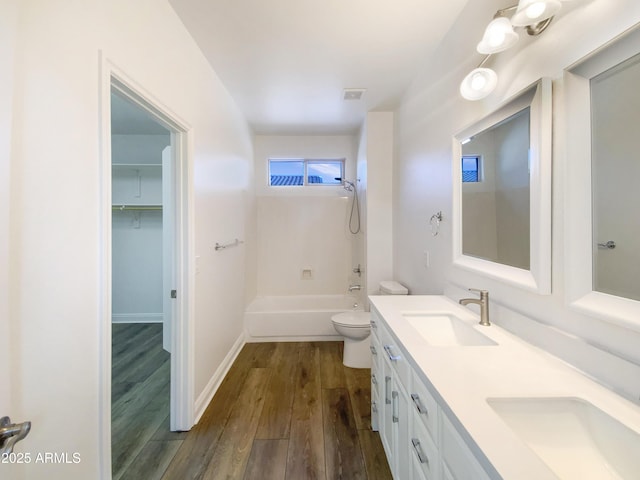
477;17;519;54
460;67;498;101
511;0;561;28
461;0;573;100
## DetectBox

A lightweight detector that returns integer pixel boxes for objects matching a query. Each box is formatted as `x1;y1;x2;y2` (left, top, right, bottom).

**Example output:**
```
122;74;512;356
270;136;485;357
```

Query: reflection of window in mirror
462;155;481;183
591;52;640;301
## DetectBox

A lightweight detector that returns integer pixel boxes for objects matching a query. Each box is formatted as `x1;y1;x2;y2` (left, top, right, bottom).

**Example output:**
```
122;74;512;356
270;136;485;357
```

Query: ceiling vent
343;88;366;101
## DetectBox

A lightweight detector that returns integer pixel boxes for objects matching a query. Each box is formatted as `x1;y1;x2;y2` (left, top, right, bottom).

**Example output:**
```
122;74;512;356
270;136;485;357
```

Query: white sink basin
403;313;497;347
487;397;640;479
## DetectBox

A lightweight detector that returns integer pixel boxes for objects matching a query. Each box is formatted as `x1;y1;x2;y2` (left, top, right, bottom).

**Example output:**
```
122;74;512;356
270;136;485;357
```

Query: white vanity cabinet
371;308;493;480
370;318;382;432
441;415;491;480
372;313;411;480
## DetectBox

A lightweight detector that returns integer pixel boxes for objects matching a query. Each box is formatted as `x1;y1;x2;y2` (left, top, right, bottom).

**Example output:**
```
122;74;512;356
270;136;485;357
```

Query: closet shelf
112;205;162;211
112;163;162;168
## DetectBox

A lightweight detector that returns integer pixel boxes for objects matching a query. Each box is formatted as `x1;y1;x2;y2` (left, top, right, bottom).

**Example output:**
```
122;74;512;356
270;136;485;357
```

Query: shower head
335;177;356;191
343;180;356;191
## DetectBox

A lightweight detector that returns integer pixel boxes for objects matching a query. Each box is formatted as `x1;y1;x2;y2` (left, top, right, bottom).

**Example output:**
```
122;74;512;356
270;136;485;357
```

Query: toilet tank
379;280;408;295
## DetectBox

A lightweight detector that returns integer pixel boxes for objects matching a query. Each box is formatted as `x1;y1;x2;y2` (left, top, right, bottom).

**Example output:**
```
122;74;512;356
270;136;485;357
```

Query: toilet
332;280;408;368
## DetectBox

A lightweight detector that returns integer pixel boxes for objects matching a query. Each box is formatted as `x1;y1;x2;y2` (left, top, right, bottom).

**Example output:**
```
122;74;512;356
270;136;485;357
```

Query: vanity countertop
368;294;640;480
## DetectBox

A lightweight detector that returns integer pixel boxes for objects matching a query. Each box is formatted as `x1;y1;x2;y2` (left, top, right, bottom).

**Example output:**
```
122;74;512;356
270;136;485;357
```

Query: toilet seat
331;311;371;328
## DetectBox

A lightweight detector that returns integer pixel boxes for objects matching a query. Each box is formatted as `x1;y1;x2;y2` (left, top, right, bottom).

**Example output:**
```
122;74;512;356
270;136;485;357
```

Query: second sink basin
403;313;497;347
487;396;640;479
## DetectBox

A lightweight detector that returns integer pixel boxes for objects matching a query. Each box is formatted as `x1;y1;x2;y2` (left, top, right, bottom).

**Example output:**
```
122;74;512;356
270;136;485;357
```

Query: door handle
0;416;31;455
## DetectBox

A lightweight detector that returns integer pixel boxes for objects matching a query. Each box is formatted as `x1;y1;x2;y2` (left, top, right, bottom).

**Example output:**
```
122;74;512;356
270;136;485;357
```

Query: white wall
361;113;394;297
7;1;253;479
111;134;169;322
111;134;171;165
394;0;640;401
252;135;357;297
0;2;19;479
112;210;163;321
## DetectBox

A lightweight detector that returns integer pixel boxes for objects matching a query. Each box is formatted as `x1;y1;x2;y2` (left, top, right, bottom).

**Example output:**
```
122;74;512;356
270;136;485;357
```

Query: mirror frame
452;78;552;294
564;26;640;332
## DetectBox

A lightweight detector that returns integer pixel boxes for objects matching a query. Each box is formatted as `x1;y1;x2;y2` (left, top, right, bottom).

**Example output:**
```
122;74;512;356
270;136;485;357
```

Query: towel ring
429;211;443;236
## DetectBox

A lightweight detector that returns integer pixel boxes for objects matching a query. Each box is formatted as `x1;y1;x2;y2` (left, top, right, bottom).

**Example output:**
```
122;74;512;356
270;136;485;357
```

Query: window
269;158;344;186
461;155;481;183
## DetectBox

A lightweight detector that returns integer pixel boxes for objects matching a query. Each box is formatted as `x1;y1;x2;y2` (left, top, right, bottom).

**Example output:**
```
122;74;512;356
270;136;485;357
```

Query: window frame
268;158;345;187
461;155;482;183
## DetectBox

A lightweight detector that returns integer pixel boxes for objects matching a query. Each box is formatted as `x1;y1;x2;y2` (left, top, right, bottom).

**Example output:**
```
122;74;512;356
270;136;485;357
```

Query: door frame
98;54;194;478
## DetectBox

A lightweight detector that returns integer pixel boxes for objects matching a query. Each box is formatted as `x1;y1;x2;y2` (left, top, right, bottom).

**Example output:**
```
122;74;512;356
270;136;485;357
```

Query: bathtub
244;294;362;340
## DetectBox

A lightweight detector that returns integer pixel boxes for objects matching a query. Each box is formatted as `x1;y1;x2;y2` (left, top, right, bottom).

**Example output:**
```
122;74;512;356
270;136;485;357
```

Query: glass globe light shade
477;17;519;54
511;0;561;27
460;68;498;101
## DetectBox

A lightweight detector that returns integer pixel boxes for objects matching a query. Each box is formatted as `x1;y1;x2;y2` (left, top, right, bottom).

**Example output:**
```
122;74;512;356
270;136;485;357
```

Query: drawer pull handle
371;374;378;385
372;401;378;413
385;376;391;404
383;344;401;362
392;391;399;423
370;345;377;355
411;393;428;416
411;438;429;465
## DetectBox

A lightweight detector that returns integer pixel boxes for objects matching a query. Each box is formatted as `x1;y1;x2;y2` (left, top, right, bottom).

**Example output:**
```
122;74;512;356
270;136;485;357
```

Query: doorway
110;90;173;477
100;66;193;479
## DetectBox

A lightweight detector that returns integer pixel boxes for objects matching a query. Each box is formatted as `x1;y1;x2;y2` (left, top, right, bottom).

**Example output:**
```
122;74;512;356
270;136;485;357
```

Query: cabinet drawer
410;408;439;480
370;327;382;373
441;414;491;480
410;369;439;443
371;387;380;432
376;317;410;387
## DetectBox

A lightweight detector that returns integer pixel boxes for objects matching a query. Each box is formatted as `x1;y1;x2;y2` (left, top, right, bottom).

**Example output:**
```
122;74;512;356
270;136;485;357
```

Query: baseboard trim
245;334;343;343
193;332;246;424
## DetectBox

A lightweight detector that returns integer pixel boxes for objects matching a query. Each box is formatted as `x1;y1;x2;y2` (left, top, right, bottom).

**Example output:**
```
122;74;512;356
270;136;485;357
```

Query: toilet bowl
332;280;408;368
331;311;372;368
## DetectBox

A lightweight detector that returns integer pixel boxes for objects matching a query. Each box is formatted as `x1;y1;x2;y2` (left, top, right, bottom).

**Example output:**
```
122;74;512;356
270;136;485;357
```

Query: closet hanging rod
215;238;244;251
112;205;163;211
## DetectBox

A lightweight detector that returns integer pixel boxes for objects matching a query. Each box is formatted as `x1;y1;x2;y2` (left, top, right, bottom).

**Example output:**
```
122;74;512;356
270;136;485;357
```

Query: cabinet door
380;355;395;470
442;463;455;480
393;378;411;480
370;344;381;431
371;323;383;431
441;415;491;480
410;404;440;480
410;369;439;444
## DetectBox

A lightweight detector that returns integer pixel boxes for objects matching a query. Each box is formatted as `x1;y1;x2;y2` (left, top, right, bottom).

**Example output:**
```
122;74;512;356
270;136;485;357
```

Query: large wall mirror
452;78;552;294
565;25;640;332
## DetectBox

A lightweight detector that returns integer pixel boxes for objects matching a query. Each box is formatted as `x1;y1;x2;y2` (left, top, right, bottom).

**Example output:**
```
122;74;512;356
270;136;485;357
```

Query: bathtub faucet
348;284;362;292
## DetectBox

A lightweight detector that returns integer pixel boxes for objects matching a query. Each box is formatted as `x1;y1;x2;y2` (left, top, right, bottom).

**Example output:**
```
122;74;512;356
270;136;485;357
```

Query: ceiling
168;0;469;135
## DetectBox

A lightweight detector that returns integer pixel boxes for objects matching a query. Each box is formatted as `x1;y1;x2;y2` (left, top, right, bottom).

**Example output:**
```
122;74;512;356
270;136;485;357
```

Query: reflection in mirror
453;78;551;294
565;24;640;330
591;53;640;301
461;108;530;269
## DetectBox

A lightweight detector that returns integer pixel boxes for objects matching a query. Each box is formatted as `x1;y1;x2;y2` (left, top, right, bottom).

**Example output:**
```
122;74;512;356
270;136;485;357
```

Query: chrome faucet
348;284;362;292
459;288;490;326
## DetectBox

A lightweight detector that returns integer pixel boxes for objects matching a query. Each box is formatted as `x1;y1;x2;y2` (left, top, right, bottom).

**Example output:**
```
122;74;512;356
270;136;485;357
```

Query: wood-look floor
113;325;391;480
112;323;186;480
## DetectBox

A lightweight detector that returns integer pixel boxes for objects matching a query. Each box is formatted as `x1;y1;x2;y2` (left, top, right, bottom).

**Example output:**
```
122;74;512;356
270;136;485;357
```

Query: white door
162;146;175;353
1;2;27;474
